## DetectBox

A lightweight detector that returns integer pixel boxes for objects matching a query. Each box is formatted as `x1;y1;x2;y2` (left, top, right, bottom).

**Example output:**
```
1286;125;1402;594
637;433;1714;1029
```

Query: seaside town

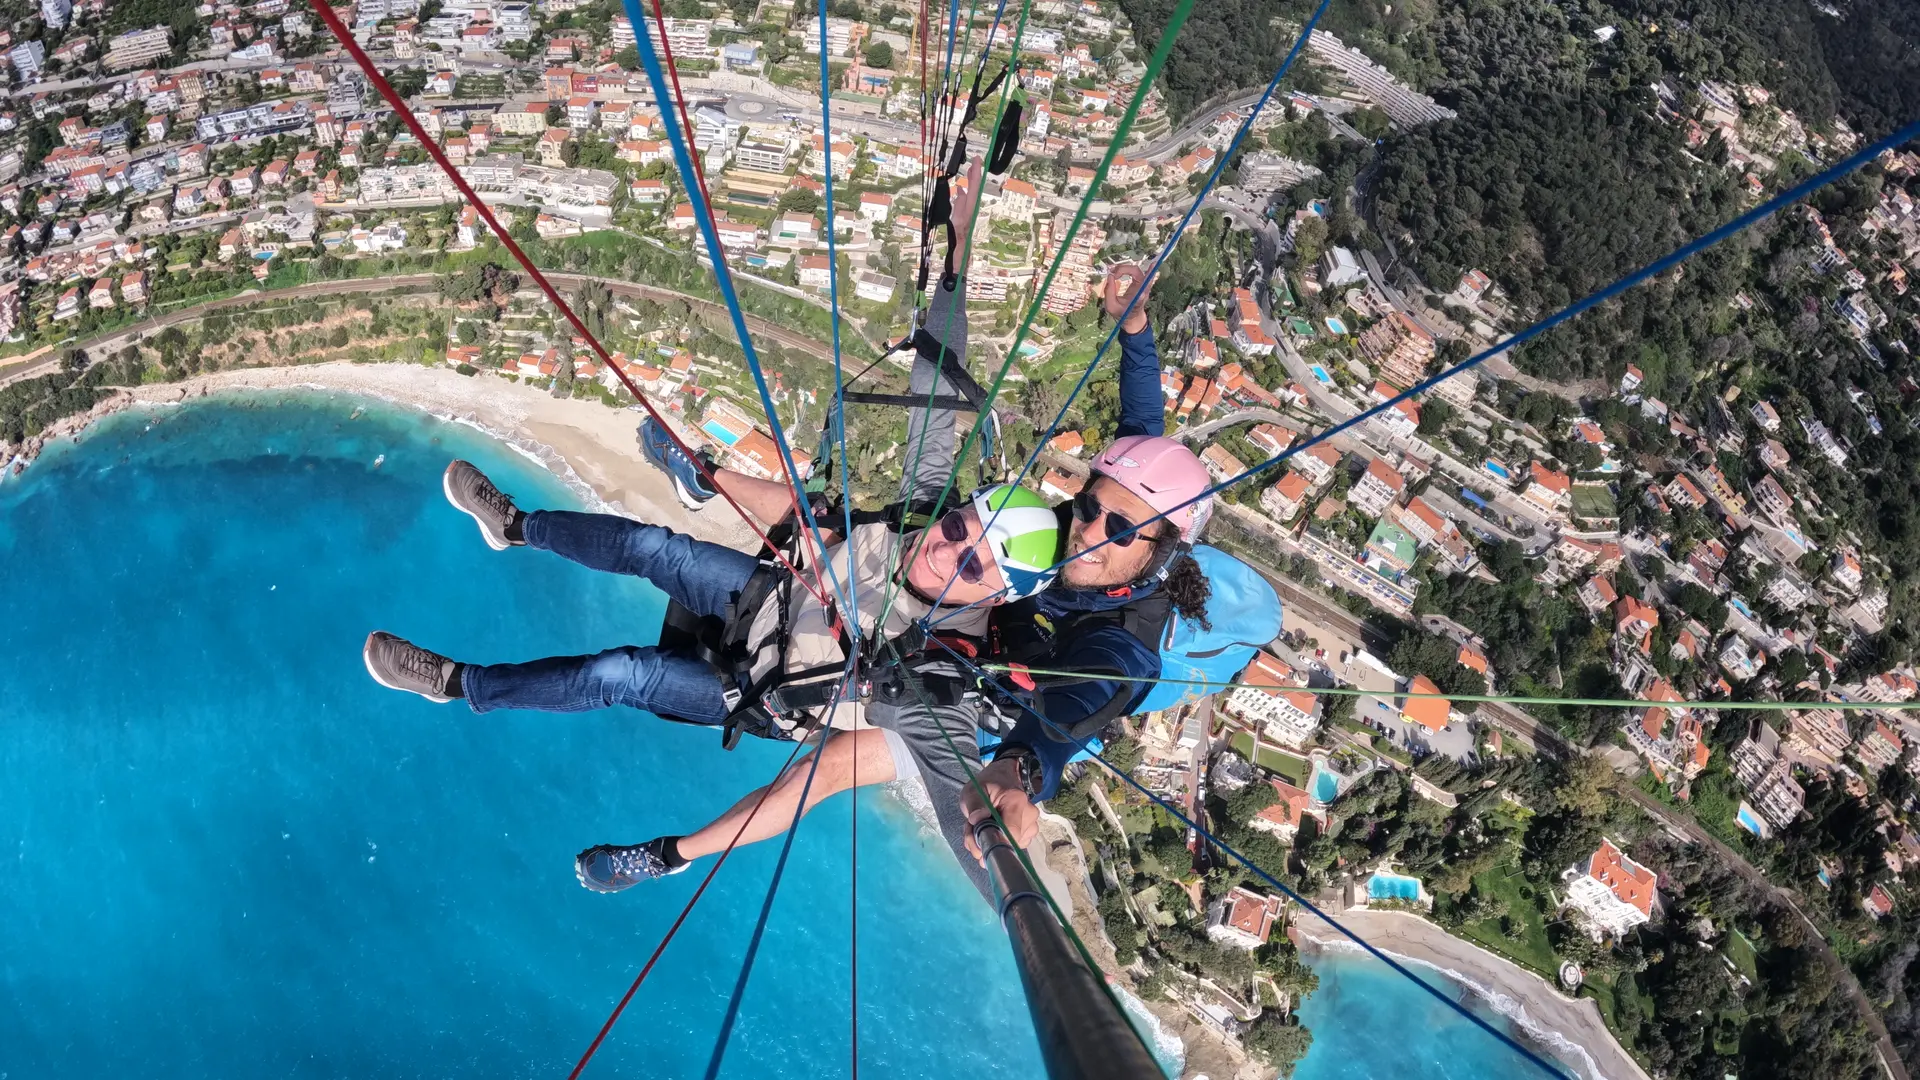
2;0;1920;1078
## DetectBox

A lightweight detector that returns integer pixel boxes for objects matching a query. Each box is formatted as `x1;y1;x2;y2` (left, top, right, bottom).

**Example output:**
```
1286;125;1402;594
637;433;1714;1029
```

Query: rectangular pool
1325;316;1349;335
1367;872;1421;902
1483;459;1511;480
1735;804;1766;837
701;420;743;447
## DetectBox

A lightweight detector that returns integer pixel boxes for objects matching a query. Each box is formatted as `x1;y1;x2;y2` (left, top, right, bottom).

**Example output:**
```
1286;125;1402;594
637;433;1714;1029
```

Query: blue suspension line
816;0;858;629
926;0;1334;611
928;112;1920;629
920;637;1576;1080
624;0;859;621
701;656;860;1080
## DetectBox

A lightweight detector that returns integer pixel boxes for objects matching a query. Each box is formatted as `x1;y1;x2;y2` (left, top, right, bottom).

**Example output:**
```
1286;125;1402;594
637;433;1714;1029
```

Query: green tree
862;39;892;68
776;187;822;215
1243;1014;1313;1076
1292;216;1327;269
1348;106;1391;140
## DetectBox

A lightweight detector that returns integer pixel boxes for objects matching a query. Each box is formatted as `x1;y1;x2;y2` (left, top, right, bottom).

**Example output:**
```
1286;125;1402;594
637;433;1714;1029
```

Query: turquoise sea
0;393;1582;1080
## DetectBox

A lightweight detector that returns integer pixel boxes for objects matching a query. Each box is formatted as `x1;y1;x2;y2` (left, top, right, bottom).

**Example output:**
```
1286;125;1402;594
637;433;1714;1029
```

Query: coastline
7;362;763;552
1295;909;1651;1080
10;361;1639;1080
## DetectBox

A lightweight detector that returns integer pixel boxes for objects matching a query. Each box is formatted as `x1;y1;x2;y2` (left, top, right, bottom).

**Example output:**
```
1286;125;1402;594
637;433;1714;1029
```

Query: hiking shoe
637;417;717;511
363;632;459;703
443;459;522;551
575;839;687;893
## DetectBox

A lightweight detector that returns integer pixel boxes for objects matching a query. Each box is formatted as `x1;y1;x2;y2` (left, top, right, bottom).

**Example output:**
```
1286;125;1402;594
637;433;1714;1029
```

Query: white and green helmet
971;484;1063;600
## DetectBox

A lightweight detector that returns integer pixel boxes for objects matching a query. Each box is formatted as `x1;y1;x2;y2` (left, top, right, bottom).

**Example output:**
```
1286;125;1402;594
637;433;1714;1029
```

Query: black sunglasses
1072;489;1159;547
937;510;987;584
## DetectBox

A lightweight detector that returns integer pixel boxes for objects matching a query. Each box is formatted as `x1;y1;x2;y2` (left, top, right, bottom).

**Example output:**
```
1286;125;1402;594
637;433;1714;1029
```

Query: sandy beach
110;362;765;551
1295;908;1651;1080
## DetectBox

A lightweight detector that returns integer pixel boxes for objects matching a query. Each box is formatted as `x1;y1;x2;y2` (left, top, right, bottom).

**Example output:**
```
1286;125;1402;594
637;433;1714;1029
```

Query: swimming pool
1368;872;1421;902
1325;316;1349;335
702;420;743;446
1483;459;1511;480
1309;364;1332;384
1310;761;1341;804
1817;867;1833;888
1736;804;1766;837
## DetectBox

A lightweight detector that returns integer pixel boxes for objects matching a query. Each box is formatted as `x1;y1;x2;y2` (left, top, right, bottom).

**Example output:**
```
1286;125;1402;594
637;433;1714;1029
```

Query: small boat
373;454;386;469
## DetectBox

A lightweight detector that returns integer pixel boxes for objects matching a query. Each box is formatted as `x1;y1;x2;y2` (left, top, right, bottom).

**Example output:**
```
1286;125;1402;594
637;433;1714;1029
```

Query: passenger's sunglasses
1072;489;1160;548
937;510;988;584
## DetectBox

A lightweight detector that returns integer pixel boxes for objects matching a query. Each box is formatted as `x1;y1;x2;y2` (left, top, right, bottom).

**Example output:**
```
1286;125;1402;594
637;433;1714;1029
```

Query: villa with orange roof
1614;595;1659;652
1563;838;1658;939
1856;719;1906;772
1259;471;1313;525
1524;461;1571;512
1457;644;1489;678
1349;457;1406;518
1398;674;1450;733
1249;778;1322;842
1206;886;1285;949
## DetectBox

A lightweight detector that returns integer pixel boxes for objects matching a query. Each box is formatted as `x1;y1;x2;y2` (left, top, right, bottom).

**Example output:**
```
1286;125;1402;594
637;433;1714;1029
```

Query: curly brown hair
1161;549;1211;630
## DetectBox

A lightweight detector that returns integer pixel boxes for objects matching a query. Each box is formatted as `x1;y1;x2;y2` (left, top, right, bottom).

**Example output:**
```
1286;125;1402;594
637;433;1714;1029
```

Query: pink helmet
1090;434;1214;542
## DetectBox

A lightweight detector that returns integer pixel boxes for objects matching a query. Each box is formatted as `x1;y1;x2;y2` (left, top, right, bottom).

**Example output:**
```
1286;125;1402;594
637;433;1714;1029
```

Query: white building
10;41;45;84
104;27;173;71
1730;718;1805;834
662;17;715;59
854;271;896;304
1205;887;1284;950
1348;458;1405;518
1219;652;1319;748
735;138;790;173
1561;838;1656;940
802;15;858;56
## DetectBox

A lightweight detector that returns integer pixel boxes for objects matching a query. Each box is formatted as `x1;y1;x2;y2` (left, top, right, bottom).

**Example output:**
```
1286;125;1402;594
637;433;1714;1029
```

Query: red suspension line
306;0;832;605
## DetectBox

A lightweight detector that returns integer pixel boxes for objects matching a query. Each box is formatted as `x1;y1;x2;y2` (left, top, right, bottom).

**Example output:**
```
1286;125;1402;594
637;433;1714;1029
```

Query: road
1;271;838;393
1357;247;1441;339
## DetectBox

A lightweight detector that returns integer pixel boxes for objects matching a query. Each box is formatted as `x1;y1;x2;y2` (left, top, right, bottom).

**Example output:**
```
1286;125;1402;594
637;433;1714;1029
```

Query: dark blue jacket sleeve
989;627;1158;801
1113;326;1165;439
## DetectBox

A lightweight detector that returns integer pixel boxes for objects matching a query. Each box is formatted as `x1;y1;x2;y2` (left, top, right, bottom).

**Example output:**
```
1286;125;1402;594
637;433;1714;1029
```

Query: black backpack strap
837;329;988;412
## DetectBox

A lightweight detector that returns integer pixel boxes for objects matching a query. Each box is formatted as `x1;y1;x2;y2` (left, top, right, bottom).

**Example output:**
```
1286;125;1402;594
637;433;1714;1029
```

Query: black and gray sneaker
575;838;687;894
363;631;460;703
443;459;523;551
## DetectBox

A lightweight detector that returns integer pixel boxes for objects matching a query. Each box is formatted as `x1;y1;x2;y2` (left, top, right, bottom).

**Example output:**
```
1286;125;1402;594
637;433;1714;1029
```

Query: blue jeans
461;511;760;722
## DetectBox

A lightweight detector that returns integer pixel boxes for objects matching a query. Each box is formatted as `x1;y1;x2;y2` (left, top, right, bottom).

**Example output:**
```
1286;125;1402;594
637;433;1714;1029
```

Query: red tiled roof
1255;779;1314;832
1588;839;1656;916
1529;461;1570;494
1365;457;1406;493
1402;674;1449;732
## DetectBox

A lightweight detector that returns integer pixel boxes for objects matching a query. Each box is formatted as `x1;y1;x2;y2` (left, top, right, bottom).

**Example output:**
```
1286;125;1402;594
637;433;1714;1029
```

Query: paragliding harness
981;545;1286;746
654;495;995;751
918;62;1026;297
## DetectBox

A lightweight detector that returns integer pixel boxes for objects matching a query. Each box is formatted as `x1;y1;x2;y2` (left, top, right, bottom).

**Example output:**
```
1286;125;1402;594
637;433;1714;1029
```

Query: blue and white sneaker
637;417;717;511
575;838;687;894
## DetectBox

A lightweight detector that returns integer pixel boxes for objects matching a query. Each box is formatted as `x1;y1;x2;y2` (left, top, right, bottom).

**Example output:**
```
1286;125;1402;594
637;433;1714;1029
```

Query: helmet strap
1131;536;1189;590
